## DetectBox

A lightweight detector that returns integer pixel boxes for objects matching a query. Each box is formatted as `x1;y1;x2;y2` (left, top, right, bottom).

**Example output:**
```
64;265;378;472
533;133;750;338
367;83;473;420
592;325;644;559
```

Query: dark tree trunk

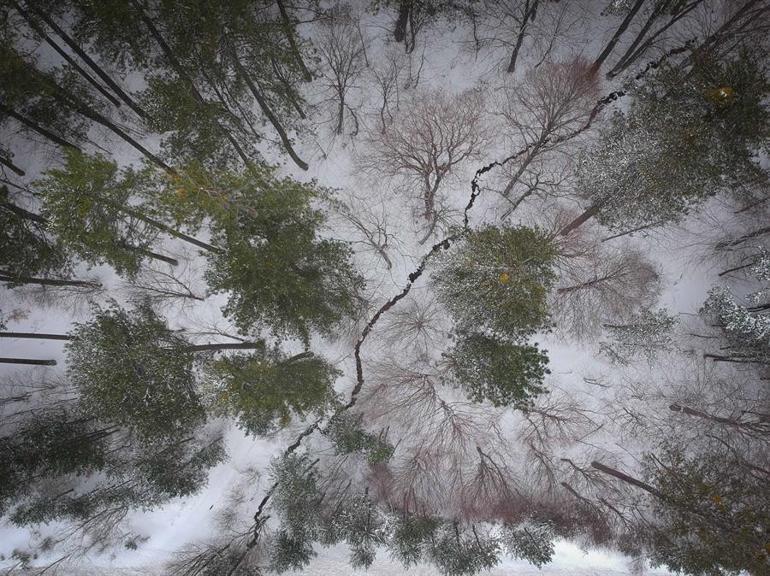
592;0;646;71
233;53;309;170
26;1;149;120
703;353;769;365
557;274;612;294
129;0;250;166
716;225;770;249
11;0;123;109
270;56;306;119
0;272;101;289
275;0;313;81
1;200;180;265
0;103;82;151
669;403;764;429
607;0;704;78
718;261;755;277
394;1;411;43
0;357;57;366
695;0;766;57
0;332;73;340
507;0;540;74
186;342;265;353
591;460;663;498
85;195;222;253
63;92;172;172
601;220;664;242
0;200;46;224
558;202;603;236
0;154;25;176
122;245;179;266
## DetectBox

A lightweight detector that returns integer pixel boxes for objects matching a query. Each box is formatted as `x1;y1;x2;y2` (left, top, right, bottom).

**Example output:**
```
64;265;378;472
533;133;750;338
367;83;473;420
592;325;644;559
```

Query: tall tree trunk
558;202;603;236
0;103;82;151
270;56;307;119
718;260;756;277
336;95;345;135
606;0;669;77
591;460;663;498
26;1;149;120
601;220;664;242
607;0;704;78
394;1;410;43
22;60;169;169
121;245;179;266
81;195;222;253
557;274;613;294
703;352;769;365
716;225;770;249
0;272;101;289
502;140;543;198
507;0;539;74
275;0;312;81
592;0;646;71
186;342;265;353
0;357;57;366
233;53;309;170
61;91;172;172
0;332;73;340
695;0;766;57
669;403;765;429
11;0;123;109
0;154;25;176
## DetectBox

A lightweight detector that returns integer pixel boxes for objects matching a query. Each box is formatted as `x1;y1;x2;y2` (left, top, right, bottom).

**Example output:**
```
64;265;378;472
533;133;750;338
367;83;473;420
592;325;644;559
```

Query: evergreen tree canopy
0;186;71;279
209;345;339;436
641;445;770;576
446;332;549;410
66;301;204;440
36;152;161;277
433;226;557;338
203;165;364;340
580;50;770;229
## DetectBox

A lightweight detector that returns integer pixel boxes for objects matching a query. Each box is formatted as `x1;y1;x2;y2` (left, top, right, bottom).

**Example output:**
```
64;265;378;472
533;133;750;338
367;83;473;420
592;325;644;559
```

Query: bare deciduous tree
329;193;398;270
494;57;598;213
366;47;418;134
315;5;368;136
379;295;449;359
359;89;487;242
552;245;661;339
358;360;520;520
123;263;205;310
